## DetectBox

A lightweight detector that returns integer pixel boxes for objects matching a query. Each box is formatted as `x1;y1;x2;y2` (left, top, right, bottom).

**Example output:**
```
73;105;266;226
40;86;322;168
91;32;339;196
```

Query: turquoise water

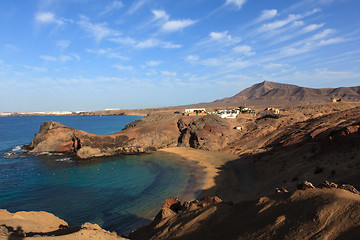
0;116;192;234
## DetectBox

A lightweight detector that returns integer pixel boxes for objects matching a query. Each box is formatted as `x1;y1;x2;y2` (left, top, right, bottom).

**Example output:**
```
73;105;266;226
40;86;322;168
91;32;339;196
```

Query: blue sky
0;0;359;112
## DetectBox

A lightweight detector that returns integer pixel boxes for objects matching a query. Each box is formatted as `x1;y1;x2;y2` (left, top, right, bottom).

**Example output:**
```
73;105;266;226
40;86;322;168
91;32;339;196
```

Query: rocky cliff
27;113;236;158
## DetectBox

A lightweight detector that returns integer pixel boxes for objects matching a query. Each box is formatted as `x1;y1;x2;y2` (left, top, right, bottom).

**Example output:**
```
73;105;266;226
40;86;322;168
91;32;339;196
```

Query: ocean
0;115;193;234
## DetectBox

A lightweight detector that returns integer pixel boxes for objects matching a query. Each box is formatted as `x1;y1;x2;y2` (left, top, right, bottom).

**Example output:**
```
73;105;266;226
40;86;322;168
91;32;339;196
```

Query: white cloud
114;64;133;71
99;1;123;16
39;55;57;61
152;9;169;20
86;48;128;60
210;31;229;40
146;61;161;67
39;54;78;63
162;42;182;49
256;9;278;23
319;37;346;46
23;65;47;72
128;0;149;15
225;0;247;10
35;12;65;25
186;55;199;62
110;37;181;49
55;40;70;50
110;37;137;45
209;31;241;45
259;14;302;32
162;19;196;32
161;71;177;77
303;23;324;33
78;15;119;42
233;45;255;56
136;39;160;48
262;63;286;69
202;58;222;66
310;28;335;41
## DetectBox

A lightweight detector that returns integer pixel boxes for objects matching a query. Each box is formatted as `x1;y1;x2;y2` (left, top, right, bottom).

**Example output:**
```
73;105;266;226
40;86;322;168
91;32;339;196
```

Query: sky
0;0;359;112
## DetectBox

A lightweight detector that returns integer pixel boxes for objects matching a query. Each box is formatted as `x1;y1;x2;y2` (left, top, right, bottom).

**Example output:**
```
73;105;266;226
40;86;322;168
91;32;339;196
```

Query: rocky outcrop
177;115;235;151
130;182;360;240
0;209;126;239
28;121;140;158
28;113;237;158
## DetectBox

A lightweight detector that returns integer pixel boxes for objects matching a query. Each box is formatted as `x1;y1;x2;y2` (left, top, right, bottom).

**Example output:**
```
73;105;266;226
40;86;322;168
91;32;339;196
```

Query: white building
185;108;206;113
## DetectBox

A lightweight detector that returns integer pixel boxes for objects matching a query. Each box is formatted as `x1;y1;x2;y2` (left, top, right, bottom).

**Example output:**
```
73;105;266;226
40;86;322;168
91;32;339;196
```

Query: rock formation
0;209;126;239
130;182;360;240
27;113;236;158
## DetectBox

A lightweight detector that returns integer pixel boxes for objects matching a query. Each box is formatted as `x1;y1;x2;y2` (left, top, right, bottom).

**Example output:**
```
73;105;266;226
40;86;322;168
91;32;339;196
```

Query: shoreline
159;147;240;200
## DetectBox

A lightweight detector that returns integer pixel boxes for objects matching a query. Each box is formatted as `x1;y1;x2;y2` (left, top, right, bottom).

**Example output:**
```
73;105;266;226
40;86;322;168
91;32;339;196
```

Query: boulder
275;187;289;193
297;181;315;190
319;181;338;189
339;184;360;195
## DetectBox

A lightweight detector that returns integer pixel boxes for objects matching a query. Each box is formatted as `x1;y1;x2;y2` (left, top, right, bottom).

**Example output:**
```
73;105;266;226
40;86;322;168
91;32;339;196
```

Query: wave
35;152;64;156
56;157;73;162
11;145;27;153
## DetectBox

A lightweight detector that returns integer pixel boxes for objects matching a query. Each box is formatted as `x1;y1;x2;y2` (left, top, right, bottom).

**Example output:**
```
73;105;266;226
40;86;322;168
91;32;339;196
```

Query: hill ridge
188;81;360;107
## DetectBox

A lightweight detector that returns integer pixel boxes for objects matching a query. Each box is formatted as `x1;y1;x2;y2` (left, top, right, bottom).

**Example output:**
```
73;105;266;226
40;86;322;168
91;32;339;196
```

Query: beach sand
159;147;257;203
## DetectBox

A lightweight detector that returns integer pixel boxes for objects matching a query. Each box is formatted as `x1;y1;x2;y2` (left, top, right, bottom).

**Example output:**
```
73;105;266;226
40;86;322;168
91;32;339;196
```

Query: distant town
0;111;81;117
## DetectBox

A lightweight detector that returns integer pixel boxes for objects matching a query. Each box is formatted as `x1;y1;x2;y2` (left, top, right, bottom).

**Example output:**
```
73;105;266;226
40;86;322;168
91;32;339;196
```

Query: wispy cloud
99;1;123;16
151;9;196;33
257;9;320;34
86;48;129;60
78;15;120;42
152;9;169;21
186;55;199;63
224;0;247;10
35;12;67;25
146;60;161;67
209;31;241;45
273;23;324;44
55;40;70;50
23;65;47;72
114;64;133;71
39;54;79;63
233;45;255;56
258;14;302;32
161;70;177;77
127;0;150;15
256;9;278;23
161;19;196;32
110;37;182;49
319;37;346;46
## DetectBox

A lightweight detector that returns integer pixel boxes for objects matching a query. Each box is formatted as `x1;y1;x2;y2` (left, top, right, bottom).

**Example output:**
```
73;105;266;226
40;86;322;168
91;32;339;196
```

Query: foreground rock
130;186;360;240
0;209;126;240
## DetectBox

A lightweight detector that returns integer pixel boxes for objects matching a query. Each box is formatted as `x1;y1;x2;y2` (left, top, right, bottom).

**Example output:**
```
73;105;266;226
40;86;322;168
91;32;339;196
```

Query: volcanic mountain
192;81;360;107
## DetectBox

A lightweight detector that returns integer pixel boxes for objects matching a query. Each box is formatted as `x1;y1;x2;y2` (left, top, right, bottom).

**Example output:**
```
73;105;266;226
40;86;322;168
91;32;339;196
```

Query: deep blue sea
0;115;193;234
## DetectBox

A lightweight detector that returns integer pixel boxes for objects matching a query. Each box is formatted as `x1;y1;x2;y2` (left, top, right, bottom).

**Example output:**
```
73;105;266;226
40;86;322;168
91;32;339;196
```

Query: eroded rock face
28;121;144;159
177;115;234;151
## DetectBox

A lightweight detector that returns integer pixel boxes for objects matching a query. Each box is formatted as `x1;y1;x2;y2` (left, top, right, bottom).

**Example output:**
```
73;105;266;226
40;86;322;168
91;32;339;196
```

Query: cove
0;115;195;234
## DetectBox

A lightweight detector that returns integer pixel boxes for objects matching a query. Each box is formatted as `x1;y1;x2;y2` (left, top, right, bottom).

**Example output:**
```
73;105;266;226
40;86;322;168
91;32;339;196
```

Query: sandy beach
159;147;257;203
160;147;238;189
